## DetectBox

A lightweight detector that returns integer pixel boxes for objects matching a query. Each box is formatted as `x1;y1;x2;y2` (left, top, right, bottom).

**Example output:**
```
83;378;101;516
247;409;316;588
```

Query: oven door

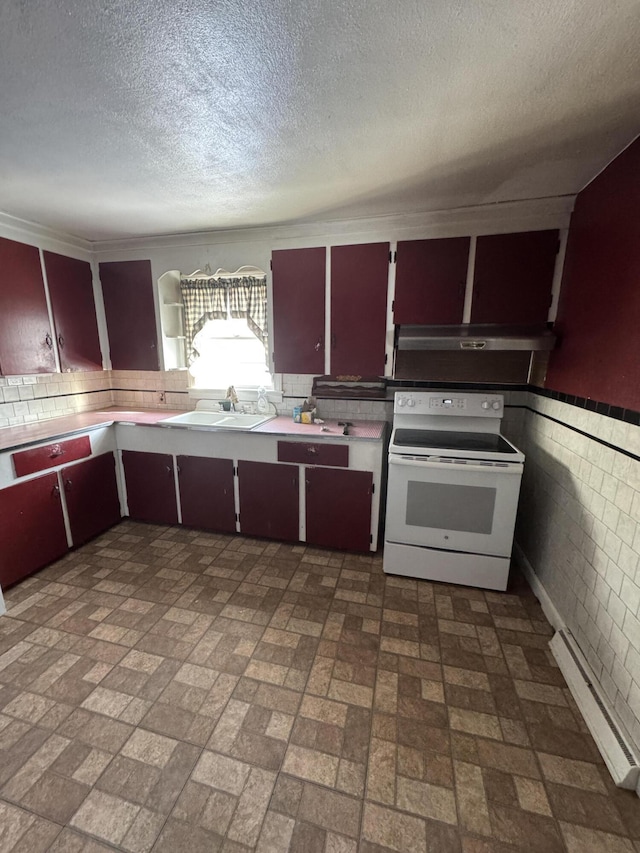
386;454;523;557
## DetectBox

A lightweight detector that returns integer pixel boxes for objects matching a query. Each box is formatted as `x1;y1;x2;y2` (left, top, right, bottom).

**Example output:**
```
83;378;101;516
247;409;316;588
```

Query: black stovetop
392;429;517;454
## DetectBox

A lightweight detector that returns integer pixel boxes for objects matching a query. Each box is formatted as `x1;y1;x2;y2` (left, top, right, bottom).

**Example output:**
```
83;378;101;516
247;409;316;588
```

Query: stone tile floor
0;520;638;852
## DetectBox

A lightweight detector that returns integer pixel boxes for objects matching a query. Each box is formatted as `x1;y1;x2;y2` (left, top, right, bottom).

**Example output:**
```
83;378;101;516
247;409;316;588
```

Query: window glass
189;317;272;388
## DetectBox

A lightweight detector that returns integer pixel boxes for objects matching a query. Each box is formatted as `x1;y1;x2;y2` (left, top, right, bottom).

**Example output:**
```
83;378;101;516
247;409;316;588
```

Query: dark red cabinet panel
277;441;348;468
331;243;389;376
177;456;236;533
13;435;91;477
305;468;373;552
63;453;121;547
0;472;67;587
272;247;326;374
44;251;103;372
0;237;56;375
238;461;299;542
471;230;559;324
99;260;160;370
121;450;178;525
394;237;470;325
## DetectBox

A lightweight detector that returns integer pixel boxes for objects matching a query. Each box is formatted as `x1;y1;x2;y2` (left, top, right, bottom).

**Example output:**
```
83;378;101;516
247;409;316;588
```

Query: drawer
13;435;91;477
277;440;348;468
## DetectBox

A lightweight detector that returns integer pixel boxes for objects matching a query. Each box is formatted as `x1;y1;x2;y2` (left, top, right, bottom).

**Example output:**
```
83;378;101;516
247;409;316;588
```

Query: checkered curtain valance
179;275;267;363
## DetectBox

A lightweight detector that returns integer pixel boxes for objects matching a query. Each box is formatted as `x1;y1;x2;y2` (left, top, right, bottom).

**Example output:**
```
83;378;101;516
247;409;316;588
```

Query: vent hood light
396;324;556;352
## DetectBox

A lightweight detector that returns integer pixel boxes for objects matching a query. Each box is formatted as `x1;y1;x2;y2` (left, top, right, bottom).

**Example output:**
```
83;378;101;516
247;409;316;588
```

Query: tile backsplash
513;393;640;750
0;372;113;427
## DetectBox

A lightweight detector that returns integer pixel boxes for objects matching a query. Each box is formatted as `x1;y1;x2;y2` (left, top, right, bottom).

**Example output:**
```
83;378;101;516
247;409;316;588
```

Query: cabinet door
121;450;178;524
0;237;56;375
272;247;326;374
177;456;236;533
0;472;67;587
44;251;103;372
471;230;559;324
331;243;389;376
238;461;299;542
99;260;160;370
305;468;373;552
394;237;470;325
63;453;121;547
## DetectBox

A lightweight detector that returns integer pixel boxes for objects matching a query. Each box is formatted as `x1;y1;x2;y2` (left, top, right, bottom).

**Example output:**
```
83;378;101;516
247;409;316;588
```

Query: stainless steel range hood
396;324;556;352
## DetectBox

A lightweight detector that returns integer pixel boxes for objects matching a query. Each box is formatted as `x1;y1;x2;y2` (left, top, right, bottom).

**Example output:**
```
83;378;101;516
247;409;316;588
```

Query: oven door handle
388;455;523;474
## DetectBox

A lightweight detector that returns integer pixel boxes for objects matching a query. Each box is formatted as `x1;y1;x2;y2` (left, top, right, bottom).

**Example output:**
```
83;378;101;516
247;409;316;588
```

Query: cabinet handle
57;334;65;349
45;333;53;349
52;484;61;498
49;445;64;459
166;465;173;475
314;338;322;352
64;479;72;492
307;446;318;455
176;465;181;474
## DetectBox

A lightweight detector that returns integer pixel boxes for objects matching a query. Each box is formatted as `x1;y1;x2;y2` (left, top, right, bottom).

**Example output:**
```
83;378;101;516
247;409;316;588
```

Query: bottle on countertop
257;386;269;415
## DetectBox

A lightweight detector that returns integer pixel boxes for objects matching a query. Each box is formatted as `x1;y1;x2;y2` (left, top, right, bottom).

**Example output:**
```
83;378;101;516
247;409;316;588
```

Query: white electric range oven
383;391;524;591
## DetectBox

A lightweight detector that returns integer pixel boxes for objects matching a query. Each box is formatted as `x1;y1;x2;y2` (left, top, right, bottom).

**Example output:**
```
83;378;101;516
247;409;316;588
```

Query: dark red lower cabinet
63;453;121;547
238;461;299;542
0;472;68;587
305;468;373;552
177;456;236;533
121;450;178;525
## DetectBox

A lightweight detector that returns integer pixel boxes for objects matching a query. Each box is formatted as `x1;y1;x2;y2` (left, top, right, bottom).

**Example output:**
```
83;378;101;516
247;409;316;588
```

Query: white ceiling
0;1;639;242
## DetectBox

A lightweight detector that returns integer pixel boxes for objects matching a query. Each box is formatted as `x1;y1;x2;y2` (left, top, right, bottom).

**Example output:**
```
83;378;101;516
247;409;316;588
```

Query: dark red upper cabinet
394;237;470;325
272;247;326;374
99;260;160;370
0;237;56;375
471;230;559;325
331;243;389;376
44;251;103;372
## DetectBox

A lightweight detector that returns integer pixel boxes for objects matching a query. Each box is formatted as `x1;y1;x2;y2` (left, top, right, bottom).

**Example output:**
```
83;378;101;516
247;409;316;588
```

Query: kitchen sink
159;411;275;430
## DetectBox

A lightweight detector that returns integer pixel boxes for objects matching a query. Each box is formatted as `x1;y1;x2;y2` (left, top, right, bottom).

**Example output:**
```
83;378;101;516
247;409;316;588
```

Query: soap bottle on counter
256;386;269;414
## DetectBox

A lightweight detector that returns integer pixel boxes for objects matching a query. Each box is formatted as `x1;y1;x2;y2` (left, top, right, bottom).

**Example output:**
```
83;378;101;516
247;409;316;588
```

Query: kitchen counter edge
0;409;387;453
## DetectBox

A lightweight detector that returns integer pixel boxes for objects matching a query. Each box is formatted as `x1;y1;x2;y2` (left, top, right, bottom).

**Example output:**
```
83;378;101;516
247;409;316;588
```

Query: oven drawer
277;441;348;467
13;435;92;477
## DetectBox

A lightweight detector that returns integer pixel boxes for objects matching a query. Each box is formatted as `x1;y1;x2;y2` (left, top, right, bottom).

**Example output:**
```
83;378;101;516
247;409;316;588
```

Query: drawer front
13;435;92;477
277;440;348;468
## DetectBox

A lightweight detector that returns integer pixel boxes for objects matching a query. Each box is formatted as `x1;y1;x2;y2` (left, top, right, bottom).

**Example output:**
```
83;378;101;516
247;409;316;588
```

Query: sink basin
159;411;275;430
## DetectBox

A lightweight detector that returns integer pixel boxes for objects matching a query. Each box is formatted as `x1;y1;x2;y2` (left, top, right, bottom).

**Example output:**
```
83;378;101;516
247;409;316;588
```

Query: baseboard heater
550;628;640;793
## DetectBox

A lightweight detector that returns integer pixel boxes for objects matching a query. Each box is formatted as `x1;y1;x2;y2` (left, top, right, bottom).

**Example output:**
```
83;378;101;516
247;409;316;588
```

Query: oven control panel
394;392;503;416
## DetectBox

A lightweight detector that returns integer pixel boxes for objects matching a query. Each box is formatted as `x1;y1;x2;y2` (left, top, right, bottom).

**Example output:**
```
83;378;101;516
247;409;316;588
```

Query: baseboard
550;629;640;793
513;542;564;630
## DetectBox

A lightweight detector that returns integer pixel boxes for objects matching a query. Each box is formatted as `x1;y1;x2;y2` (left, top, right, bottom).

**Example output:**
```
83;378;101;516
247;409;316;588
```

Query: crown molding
92;195;576;257
0;211;92;258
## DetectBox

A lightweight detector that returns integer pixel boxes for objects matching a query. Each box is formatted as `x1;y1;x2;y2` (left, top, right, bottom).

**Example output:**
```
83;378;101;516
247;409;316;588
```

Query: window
180;268;271;389
189;317;272;388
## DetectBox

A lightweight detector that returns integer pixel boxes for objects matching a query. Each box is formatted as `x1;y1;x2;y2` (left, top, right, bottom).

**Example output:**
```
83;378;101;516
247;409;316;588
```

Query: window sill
188;387;283;405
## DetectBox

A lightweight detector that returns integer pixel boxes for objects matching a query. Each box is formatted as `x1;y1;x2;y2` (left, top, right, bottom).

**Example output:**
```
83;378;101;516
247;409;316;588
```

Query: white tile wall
0;369;194;428
0;372;113;426
511;392;640;749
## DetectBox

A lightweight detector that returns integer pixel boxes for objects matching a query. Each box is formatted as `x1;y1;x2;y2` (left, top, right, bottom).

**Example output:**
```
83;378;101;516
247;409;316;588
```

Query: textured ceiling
0;0;639;241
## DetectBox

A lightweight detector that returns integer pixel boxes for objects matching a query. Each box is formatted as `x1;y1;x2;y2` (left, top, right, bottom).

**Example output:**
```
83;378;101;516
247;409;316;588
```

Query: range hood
396;324;556;352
